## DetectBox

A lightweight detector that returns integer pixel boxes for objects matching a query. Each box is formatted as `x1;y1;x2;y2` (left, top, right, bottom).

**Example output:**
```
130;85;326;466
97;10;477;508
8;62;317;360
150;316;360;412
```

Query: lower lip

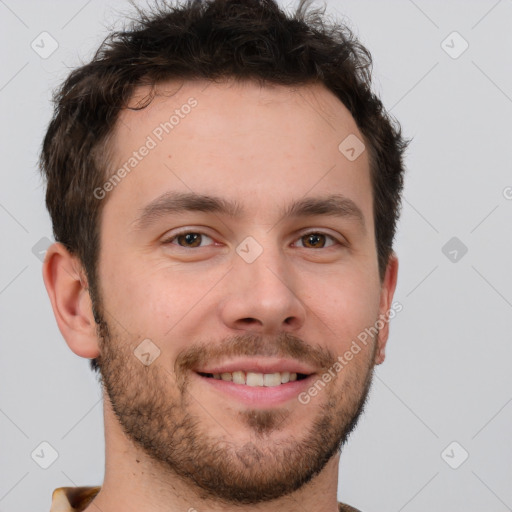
194;372;315;407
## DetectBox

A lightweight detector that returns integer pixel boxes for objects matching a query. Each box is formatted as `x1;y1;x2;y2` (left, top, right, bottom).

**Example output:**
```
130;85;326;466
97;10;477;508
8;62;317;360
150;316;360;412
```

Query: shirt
50;486;362;512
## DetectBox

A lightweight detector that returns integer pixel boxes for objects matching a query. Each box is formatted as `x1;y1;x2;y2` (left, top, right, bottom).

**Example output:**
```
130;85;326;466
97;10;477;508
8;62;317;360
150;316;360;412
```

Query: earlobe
374;252;399;365
42;242;100;359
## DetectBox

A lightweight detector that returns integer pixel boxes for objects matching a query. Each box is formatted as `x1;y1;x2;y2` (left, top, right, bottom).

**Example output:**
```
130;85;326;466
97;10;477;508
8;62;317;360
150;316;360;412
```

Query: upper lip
195;358;317;375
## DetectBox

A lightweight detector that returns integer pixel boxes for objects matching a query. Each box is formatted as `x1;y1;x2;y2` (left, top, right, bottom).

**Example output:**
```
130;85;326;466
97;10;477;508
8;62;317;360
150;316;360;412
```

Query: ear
374;251;399;365
42;242;100;359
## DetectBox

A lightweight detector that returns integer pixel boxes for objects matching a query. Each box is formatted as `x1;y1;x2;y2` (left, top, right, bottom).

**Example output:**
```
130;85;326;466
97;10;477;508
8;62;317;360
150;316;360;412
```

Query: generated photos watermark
94;97;198;200
298;300;403;405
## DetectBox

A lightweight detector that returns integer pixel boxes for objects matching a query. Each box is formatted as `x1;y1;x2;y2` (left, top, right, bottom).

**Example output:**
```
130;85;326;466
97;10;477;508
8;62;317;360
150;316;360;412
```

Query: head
40;0;407;506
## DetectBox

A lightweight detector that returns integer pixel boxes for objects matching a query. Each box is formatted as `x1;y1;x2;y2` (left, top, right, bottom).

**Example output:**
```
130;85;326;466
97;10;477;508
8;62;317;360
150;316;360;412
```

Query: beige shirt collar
49;485;361;512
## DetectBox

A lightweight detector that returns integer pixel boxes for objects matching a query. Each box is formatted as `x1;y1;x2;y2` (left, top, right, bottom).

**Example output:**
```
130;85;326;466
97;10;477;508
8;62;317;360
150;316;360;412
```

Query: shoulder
50;486;101;512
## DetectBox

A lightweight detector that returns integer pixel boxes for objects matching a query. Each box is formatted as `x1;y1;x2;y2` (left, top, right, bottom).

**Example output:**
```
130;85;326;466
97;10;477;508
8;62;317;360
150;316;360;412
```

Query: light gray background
1;0;511;511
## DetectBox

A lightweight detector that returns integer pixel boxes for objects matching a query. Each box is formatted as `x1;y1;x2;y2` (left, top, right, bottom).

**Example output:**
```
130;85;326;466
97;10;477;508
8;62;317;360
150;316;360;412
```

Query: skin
43;78;398;512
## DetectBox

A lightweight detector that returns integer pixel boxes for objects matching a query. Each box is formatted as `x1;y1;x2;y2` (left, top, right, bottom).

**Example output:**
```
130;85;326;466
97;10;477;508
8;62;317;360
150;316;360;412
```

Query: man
40;0;408;510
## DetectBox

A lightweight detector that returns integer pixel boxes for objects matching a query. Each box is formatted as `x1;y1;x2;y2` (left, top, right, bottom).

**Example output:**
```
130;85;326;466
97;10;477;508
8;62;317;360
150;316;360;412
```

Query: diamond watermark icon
442;237;468;263
441;31;469;59
441;441;469;469
32;236;53;262
236;236;263;263
338;134;365;162
31;441;59;469
31;31;59;59
134;338;161;366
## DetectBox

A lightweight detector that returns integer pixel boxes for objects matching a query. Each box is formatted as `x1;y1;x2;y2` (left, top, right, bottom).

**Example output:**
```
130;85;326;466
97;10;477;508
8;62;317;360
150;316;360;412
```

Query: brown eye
163;231;214;248
296;232;338;249
177;233;202;247
302;233;325;248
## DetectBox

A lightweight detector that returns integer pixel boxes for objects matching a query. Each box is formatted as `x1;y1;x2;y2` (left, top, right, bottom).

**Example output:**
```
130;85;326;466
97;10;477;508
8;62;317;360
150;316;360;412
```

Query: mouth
193;370;316;407
197;371;310;386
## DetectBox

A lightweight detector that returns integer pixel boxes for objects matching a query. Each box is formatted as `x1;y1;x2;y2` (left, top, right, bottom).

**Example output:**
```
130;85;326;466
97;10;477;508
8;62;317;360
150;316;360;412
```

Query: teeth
232;371;245;384
208;371;300;386
263;373;281;387
246;372;264;386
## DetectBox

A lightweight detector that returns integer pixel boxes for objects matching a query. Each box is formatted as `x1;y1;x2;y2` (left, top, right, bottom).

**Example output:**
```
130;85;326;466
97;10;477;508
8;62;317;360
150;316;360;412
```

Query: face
92;79;395;505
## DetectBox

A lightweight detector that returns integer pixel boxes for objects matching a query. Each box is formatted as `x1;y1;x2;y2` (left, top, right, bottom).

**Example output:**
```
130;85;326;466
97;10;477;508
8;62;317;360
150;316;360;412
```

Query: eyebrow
130;191;366;233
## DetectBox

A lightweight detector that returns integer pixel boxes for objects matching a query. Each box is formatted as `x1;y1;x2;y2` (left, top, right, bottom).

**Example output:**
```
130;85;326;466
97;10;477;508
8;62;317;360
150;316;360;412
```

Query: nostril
240;318;258;324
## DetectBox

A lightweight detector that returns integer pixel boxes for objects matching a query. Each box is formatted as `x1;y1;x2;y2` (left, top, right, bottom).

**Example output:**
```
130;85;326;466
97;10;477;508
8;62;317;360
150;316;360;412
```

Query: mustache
174;331;337;375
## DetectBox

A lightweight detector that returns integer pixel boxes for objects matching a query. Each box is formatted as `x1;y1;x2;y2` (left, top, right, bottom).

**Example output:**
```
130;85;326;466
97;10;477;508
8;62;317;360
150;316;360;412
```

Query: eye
162;231;215;248
293;231;340;249
162;230;342;250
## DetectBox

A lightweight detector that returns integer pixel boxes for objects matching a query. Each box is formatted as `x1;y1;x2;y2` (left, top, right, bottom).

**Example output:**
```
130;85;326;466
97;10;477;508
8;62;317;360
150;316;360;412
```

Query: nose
218;242;306;335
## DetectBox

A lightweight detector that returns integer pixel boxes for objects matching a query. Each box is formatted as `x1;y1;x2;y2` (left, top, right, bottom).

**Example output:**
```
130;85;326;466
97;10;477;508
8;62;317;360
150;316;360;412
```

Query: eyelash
162;230;343;249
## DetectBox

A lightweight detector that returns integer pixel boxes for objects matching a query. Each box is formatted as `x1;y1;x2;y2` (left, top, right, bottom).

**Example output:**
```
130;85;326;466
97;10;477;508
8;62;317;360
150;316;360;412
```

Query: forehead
103;78;372;228
112;78;366;159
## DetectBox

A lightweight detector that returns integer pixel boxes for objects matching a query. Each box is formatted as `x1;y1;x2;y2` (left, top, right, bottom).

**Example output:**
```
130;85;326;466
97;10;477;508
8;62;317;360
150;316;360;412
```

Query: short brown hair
39;0;409;374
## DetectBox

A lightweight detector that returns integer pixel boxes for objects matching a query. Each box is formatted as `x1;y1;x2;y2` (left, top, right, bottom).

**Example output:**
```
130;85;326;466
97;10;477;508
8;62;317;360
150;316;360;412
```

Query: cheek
310;274;381;344
98;257;177;333
100;257;221;347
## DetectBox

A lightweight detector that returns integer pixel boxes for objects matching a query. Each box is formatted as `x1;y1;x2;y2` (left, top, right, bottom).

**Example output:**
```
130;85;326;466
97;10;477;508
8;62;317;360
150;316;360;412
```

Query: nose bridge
235;231;289;292
219;231;306;333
